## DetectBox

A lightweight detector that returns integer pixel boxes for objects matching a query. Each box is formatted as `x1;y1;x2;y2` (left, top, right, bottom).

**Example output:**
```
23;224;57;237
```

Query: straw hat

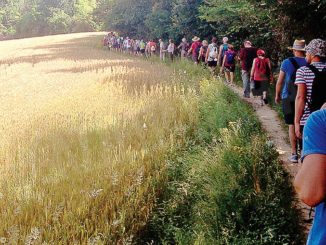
288;39;306;51
192;36;200;42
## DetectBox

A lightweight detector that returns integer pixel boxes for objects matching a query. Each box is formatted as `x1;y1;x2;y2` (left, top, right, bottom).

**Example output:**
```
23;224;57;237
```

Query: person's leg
225;70;230;83
241;70;250;97
288;125;297;154
230;72;234;84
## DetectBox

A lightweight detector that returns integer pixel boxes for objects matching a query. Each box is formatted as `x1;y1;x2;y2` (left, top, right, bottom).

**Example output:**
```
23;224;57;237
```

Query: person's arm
220;55;226;73
198;47;203;60
188;44;193;55
218;45;223;65
275;71;285;104
268;59;273;83
294;154;326;207
250;59;256;81
294;83;306;138
205;46;210;63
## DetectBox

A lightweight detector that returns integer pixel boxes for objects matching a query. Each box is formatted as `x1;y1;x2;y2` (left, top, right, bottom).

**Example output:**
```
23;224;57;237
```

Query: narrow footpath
225;81;313;233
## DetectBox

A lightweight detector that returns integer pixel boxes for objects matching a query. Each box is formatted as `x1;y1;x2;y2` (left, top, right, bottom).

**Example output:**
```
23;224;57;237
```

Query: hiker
205;37;219;75
198;40;208;64
167;39;176;62
139;39;146;56
294;38;326;140
159;39;166;61
188;36;201;64
149;40;157;56
275;40;307;163
250;49;273;105
221;44;237;84
103;34;109;47
218;37;229;68
178;38;189;59
294;104;326;245
239;40;258;98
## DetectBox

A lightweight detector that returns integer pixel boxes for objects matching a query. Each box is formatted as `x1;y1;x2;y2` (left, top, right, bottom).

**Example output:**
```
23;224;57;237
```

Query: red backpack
254;58;271;81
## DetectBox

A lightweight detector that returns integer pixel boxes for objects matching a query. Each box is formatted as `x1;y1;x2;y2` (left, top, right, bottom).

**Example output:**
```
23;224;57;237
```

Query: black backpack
308;64;326;112
287;58;300;101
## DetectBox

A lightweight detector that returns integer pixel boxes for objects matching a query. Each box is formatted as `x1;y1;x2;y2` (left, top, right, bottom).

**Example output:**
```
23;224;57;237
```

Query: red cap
257;49;265;56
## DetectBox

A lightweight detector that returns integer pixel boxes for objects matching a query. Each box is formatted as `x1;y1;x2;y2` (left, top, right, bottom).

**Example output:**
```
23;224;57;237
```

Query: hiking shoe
288;154;298;163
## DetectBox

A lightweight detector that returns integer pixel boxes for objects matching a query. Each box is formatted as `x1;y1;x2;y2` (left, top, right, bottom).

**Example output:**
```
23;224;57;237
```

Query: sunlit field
0;33;199;243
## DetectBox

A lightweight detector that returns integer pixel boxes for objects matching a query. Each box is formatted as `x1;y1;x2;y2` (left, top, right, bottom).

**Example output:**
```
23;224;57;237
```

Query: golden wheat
0;33;199;244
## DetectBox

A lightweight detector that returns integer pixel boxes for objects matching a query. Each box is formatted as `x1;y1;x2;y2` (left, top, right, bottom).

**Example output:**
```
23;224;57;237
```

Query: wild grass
0;33;203;244
0;33;303;244
140;79;305;244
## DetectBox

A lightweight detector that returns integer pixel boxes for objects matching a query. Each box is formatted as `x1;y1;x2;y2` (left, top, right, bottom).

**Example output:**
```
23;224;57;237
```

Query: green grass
138;63;305;244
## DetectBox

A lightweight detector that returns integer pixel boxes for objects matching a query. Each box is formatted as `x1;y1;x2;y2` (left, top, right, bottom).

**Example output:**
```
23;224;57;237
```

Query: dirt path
225;82;312;232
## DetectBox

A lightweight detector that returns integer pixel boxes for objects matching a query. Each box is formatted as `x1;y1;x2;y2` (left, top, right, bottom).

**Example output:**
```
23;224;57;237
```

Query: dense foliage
1;0;325;60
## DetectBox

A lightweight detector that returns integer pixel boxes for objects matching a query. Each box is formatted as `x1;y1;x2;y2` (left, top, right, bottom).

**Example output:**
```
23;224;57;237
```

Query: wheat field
0;33;199;244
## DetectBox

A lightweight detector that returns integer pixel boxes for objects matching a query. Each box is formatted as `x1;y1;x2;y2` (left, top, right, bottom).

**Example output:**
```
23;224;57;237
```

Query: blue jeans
241;70;251;97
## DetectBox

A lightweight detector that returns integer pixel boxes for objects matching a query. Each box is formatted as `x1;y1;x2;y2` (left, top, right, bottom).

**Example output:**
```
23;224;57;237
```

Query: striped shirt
295;62;326;125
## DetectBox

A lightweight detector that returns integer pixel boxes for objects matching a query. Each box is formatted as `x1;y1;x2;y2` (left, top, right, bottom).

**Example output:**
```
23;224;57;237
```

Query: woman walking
221;45;237;84
198;40;208;65
250;49;273;105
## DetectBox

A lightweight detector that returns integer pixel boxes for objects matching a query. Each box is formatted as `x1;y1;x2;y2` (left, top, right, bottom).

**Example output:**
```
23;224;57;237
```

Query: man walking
188;36;201;64
239;40;257;98
295;39;326;139
275;40;307;163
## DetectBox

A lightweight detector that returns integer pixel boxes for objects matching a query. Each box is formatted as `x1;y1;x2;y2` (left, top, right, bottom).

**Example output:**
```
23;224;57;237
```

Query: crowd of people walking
103;32;326;245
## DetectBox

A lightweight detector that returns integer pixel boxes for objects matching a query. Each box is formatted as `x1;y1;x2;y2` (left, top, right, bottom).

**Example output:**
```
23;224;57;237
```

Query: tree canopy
1;0;325;59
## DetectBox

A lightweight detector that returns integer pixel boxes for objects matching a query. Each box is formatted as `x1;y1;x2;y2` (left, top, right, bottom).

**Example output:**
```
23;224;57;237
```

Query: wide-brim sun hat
192;36;200;42
305;38;326;57
288;39;306;51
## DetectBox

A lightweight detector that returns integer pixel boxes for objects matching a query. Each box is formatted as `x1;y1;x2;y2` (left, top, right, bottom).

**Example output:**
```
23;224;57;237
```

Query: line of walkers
104;32;326;245
104;33;326;164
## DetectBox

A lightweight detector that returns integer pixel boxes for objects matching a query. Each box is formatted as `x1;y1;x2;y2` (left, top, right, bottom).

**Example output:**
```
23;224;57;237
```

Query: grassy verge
139;62;305;244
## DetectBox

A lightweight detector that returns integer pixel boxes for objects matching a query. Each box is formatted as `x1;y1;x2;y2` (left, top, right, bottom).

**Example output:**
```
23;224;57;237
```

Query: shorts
251;80;269;96
224;65;235;72
140;49;145;54
282;98;295;125
207;61;217;67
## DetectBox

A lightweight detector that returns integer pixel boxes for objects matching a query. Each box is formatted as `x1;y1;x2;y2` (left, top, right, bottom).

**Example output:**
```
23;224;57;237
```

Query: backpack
209;44;218;59
287;58;300;101
140;41;145;50
307;65;326;112
254;58;271;80
225;51;236;66
195;43;202;56
221;44;228;59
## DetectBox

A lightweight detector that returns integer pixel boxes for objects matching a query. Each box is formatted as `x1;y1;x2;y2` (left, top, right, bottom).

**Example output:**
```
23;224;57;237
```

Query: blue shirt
302;109;326;245
280;57;307;99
